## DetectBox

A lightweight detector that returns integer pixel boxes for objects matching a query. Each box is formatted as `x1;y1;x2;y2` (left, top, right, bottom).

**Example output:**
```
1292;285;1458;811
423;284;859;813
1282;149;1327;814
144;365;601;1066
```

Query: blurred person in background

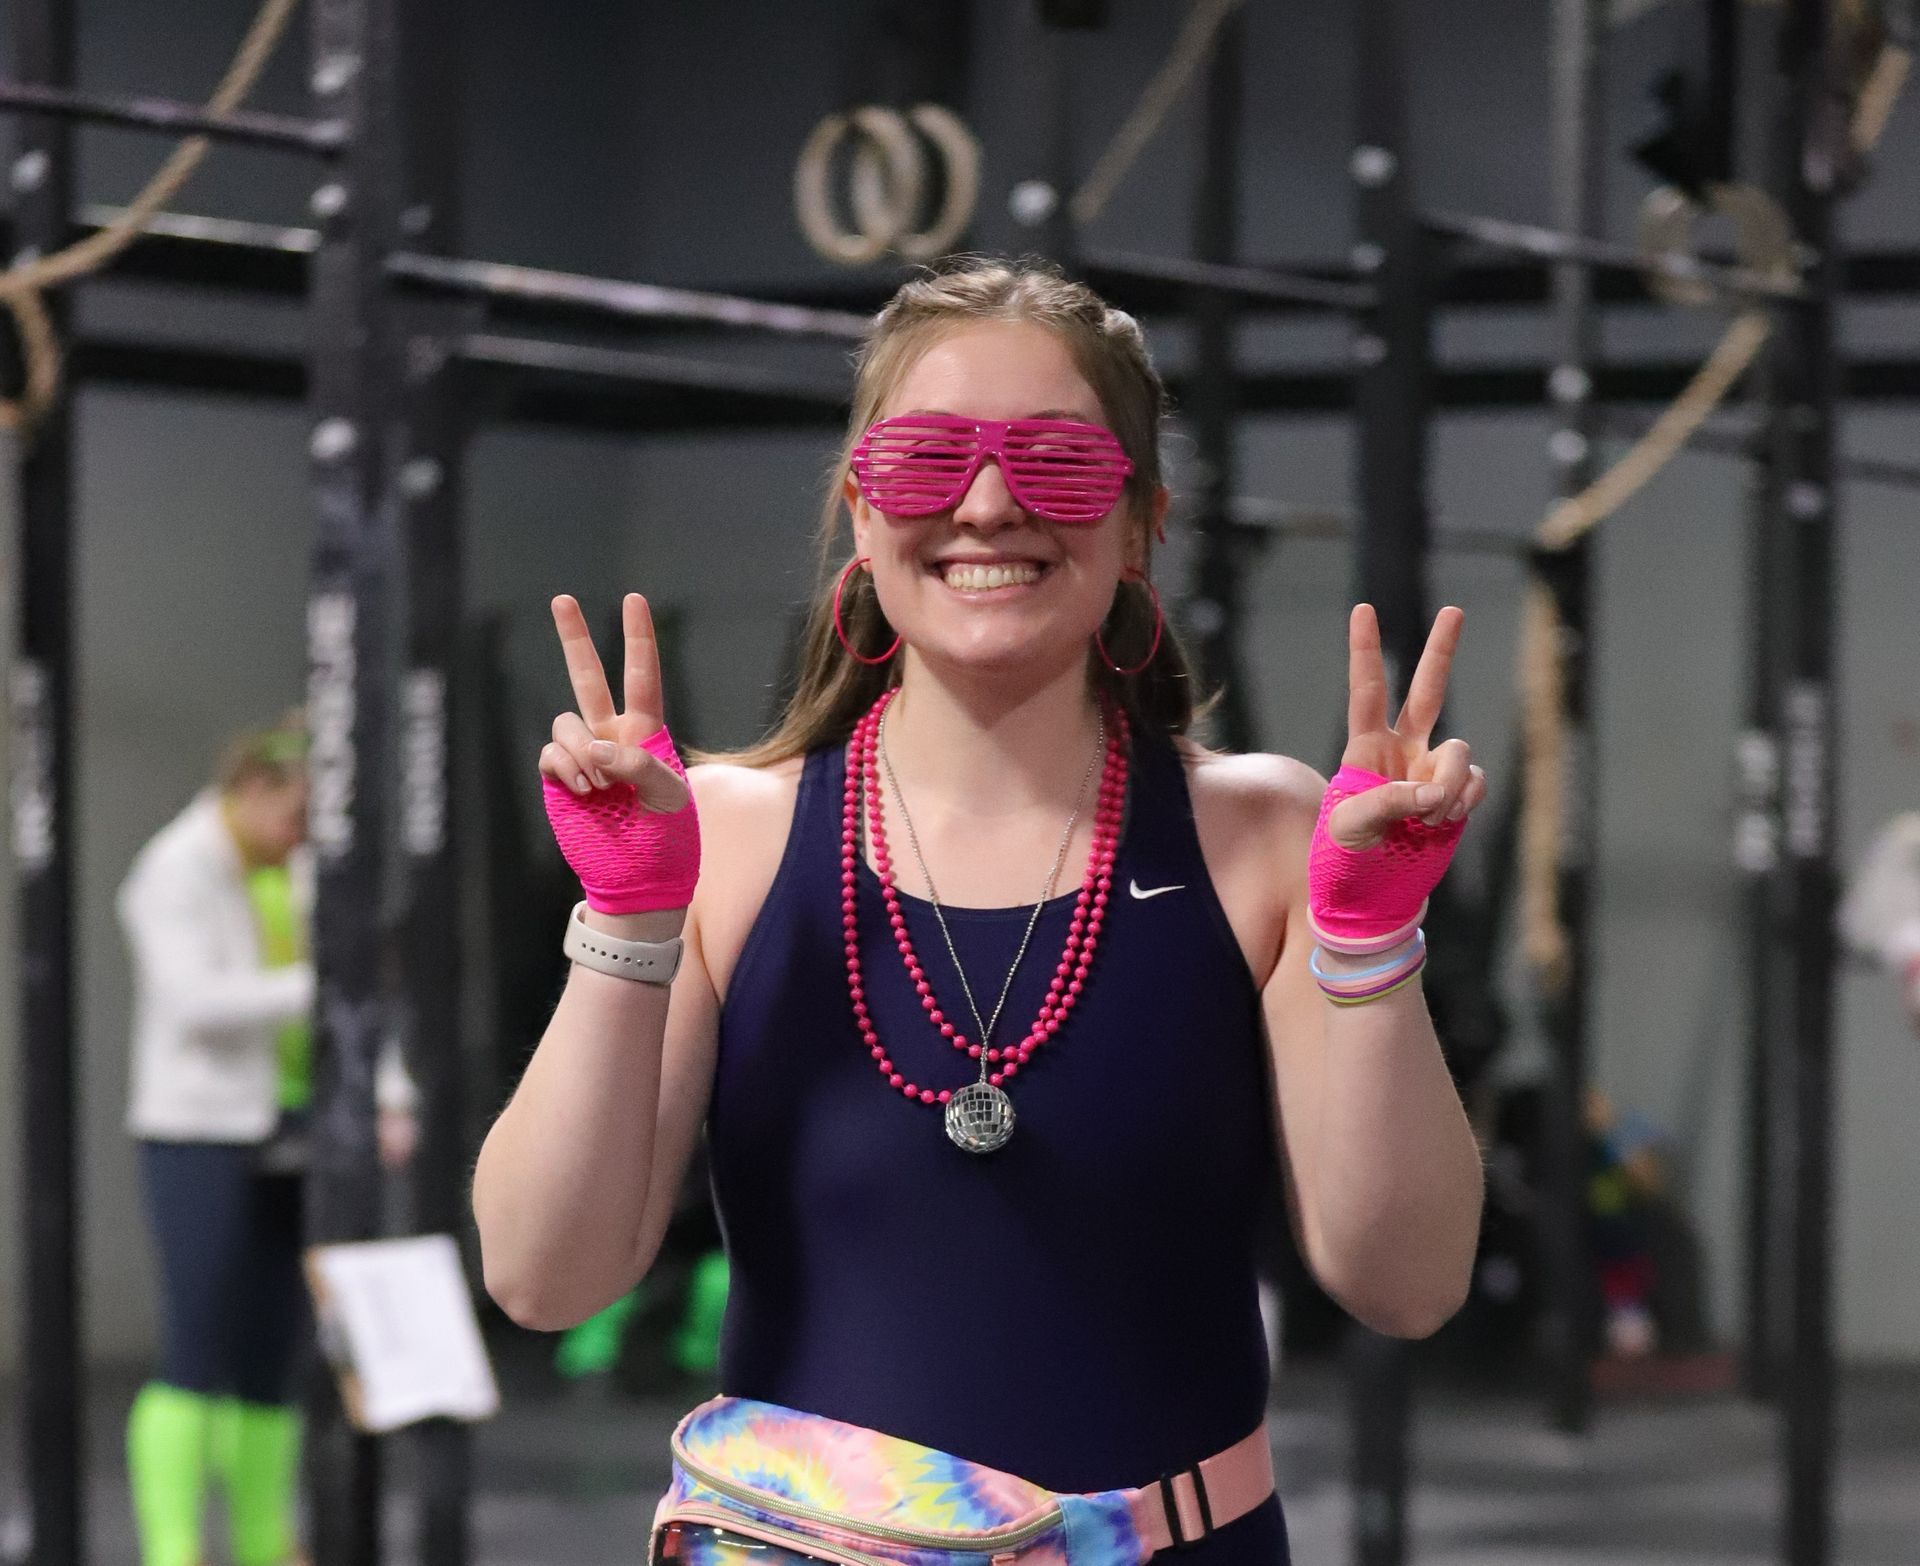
1841;809;1920;1032
117;712;418;1566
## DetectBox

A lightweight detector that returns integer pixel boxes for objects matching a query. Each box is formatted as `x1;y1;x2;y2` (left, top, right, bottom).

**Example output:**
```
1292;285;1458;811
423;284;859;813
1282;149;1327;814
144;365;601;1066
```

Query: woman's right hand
540;592;701;915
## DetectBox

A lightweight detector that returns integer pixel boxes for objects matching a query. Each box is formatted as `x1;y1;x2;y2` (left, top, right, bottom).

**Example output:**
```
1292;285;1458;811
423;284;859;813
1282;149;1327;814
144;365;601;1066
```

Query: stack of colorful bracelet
1307;906;1429;1006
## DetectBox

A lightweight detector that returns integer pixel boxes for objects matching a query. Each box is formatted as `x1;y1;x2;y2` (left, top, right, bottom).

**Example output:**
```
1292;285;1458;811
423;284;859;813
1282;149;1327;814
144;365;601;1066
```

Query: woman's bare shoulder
1168;737;1323;978
685;753;808;850
686;752;806;809
683;754;811;998
1172;735;1325;825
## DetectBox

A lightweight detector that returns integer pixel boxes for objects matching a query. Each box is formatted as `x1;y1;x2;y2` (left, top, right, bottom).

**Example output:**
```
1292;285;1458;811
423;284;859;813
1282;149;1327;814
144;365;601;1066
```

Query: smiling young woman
472;258;1487;1566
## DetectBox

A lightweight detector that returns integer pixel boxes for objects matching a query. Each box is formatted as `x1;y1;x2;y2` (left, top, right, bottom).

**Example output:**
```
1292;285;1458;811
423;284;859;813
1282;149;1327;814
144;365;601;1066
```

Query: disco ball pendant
945;1081;1015;1154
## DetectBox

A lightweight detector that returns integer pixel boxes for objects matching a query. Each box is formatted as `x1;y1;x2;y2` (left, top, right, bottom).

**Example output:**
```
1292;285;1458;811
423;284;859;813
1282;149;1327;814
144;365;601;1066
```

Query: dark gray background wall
0;0;1916;1372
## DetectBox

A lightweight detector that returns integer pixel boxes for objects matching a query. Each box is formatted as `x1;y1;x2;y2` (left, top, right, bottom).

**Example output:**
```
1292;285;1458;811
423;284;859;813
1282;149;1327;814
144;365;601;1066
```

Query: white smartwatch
563;901;684;985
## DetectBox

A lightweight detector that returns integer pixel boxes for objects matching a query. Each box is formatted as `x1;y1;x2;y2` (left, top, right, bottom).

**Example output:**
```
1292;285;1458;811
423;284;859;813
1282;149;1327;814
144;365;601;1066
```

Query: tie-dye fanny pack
650;1397;1274;1566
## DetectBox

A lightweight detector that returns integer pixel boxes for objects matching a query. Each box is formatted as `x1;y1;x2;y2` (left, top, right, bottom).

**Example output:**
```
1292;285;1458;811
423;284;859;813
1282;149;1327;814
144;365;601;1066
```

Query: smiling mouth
930;560;1052;592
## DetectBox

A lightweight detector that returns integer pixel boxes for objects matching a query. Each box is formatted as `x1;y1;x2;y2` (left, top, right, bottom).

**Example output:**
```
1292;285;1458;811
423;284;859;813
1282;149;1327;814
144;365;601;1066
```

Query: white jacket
1839;811;1920;968
118;789;415;1143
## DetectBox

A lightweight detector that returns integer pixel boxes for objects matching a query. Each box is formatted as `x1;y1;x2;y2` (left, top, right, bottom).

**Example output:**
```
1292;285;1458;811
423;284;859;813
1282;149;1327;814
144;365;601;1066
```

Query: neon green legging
128;1384;301;1566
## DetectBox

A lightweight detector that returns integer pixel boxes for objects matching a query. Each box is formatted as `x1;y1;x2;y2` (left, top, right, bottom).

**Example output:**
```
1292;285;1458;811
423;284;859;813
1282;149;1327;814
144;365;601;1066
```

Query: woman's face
847;319;1153;677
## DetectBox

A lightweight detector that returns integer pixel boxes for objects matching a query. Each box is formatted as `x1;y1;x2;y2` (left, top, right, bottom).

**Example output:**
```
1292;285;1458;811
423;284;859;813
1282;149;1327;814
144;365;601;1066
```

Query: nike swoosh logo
1129;879;1186;900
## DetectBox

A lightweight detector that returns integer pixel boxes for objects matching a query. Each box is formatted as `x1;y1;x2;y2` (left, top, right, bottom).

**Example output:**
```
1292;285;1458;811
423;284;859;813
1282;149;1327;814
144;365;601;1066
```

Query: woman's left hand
1327;603;1488;852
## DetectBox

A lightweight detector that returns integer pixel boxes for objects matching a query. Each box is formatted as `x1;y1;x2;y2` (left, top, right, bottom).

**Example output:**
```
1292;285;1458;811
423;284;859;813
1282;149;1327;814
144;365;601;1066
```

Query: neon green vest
245;865;311;1112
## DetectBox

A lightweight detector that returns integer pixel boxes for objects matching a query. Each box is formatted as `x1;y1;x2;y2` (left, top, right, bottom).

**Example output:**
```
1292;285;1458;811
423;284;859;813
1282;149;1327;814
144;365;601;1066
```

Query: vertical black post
1048;46;1077;270
1537;0;1605;1438
1015;3;1079;269
398;363;471;1566
1739;406;1787;1407
9;1;83;1561
305;1;404;1562
394;1;473;1559
1184;7;1250;749
1347;2;1431;1561
1042;20;1076;270
1766;4;1841;1560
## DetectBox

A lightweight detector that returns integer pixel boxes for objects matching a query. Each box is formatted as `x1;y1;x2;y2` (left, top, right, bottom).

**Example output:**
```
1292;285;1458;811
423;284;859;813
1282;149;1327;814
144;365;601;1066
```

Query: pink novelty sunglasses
849;413;1135;525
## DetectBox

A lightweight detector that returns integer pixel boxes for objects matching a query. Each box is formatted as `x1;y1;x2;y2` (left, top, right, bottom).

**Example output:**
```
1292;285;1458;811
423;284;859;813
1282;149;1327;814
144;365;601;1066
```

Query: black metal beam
1767;4;1843;1559
40;326;1920;434
1034;9;1078;268
1347;2;1431;1561
303;0;403;1560
716;243;1920;315
1426;206;1806;301
1213;355;1920;411
389;252;872;339
394;0;473;1556
0;80;343;151
1182;7;1251;751
12;205;1920;322
1739;401;1788;1410
1082;246;1374;311
1599;409;1920;491
454;333;849;405
1536;0;1606;1440
64;337;306;397
41;334;1920;430
68;204;314;293
10;1;83;1563
1228;499;1529;557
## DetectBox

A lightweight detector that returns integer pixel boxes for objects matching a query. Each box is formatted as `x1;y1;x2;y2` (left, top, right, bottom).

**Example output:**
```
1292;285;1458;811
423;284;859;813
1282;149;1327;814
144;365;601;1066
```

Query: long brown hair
693;257;1216;771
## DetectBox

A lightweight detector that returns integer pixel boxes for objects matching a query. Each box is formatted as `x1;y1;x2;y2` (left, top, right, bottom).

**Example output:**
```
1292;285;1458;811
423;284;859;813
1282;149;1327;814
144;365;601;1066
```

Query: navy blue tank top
710;729;1288;1564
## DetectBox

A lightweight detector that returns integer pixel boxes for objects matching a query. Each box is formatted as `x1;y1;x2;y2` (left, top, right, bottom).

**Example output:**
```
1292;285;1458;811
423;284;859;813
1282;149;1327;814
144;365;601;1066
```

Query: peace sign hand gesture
539;592;701;916
1325;604;1487;852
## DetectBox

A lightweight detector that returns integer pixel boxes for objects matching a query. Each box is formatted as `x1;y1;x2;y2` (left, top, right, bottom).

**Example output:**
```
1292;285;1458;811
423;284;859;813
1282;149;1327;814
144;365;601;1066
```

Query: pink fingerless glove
542;725;701;914
1308;765;1465;953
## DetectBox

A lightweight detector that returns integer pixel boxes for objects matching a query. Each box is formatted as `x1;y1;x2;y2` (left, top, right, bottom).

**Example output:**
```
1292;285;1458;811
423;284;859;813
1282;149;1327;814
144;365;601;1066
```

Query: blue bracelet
1309;928;1426;984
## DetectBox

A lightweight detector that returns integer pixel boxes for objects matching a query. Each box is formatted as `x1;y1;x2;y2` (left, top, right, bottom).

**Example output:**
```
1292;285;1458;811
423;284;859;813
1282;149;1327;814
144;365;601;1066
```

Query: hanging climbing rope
1516;7;1911;986
0;0;301;436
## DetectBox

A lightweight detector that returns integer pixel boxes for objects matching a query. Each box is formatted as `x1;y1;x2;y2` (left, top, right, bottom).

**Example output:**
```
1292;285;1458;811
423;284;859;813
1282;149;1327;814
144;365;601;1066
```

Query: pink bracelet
1310;931;1428;1004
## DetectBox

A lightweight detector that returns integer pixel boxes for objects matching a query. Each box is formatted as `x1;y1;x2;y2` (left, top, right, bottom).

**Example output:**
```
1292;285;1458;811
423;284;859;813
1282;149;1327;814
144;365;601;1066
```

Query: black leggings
138;1139;310;1405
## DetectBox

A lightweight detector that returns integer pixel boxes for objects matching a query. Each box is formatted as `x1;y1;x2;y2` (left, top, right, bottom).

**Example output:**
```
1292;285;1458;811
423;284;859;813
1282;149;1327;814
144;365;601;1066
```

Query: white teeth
941;562;1043;591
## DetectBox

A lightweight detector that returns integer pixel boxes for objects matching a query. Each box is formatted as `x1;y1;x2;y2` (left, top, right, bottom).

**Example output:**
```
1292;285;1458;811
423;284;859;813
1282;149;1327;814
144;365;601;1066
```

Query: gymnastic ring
850;104;981;262
794;107;924;267
1636;182;1796;309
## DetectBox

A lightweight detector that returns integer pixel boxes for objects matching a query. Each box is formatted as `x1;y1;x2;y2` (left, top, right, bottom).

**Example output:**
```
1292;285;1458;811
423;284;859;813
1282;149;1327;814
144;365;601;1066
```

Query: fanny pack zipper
660;1501;898;1566
672;1438;1065;1552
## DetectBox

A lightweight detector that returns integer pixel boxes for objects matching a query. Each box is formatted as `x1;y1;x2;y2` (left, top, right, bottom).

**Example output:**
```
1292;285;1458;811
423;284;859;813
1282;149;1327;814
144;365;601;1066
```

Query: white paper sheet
306;1233;500;1433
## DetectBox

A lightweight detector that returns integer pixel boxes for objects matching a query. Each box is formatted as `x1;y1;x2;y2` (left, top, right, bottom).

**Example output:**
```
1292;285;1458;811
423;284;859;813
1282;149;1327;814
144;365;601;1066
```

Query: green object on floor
210;1399;302;1566
127;1382;214;1566
673;1250;730;1376
555;1287;643;1380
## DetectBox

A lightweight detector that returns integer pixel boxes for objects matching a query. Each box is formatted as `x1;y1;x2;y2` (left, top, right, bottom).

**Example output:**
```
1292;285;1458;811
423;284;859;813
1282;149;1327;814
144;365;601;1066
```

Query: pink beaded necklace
840;686;1131;1152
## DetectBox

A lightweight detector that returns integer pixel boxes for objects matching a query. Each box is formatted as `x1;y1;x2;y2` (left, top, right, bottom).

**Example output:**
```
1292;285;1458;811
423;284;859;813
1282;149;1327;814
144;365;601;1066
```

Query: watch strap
563;900;684;985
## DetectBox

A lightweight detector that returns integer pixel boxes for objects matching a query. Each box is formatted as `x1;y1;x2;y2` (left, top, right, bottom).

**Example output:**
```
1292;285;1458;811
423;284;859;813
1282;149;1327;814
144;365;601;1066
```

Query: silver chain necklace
877;703;1104;1152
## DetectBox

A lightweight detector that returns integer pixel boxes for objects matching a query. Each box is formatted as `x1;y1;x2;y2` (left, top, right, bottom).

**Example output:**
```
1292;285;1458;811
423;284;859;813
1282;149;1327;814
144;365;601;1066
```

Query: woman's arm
471;768;724;1333
1258;602;1487;1336
1261;781;1484;1338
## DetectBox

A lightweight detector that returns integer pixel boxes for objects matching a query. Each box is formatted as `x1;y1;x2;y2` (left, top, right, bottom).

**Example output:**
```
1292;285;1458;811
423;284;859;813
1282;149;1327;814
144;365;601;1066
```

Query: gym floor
8;1358;1915;1565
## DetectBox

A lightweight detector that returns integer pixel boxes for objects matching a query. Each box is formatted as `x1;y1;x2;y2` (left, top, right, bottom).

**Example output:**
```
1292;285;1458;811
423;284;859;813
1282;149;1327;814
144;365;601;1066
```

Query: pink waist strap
1123;1423;1274;1554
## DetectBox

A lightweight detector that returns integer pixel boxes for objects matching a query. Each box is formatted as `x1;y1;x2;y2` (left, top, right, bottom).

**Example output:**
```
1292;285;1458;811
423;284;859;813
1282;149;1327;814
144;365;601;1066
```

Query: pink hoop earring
1096;568;1164;677
834;556;901;665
